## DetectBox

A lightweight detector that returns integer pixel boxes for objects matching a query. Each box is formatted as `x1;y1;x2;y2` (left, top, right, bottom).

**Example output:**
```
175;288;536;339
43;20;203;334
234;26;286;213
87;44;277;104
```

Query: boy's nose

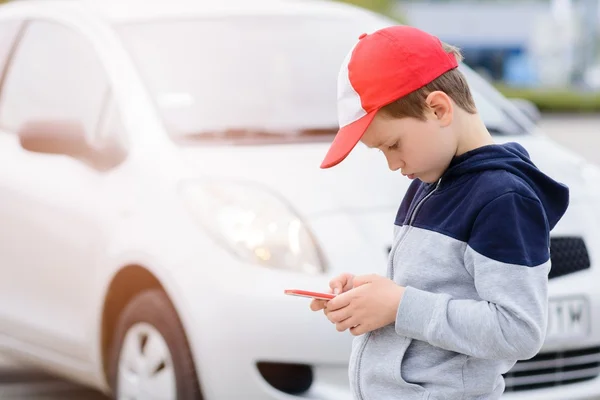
386;156;405;171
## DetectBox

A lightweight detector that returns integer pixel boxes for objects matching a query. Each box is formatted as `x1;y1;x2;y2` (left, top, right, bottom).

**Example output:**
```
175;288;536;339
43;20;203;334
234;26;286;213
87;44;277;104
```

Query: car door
0;19;126;361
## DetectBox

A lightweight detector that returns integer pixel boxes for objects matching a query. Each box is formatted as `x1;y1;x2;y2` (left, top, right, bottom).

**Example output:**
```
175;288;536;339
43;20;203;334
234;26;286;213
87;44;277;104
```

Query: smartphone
284;289;335;300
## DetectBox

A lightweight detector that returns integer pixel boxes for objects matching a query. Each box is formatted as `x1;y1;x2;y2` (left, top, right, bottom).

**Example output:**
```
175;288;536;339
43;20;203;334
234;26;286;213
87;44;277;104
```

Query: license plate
546;296;590;341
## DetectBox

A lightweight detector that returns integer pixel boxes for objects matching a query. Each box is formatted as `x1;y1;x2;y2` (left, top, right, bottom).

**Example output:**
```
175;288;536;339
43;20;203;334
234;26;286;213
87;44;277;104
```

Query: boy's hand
324;274;405;336
309;273;355;312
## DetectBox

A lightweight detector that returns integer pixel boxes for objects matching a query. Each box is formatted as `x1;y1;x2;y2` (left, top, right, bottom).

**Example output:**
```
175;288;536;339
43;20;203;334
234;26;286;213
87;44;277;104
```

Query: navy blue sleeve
468;192;550;267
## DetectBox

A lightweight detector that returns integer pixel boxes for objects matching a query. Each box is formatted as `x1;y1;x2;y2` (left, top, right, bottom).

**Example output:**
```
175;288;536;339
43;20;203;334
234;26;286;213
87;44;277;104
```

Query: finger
329;277;345;295
329;273;354;295
326;306;353;324
335;316;358;332
326;291;353;311
310;299;327;311
350;324;366;336
343;276;354;292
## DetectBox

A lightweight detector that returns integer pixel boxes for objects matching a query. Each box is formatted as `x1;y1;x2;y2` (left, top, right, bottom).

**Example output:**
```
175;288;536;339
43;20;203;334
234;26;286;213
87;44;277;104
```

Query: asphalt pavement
0;362;109;399
0;112;598;399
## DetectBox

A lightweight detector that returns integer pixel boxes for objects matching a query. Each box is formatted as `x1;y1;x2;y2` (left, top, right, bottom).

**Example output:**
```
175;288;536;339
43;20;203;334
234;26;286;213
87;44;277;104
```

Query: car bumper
168;251;354;400
503;375;600;400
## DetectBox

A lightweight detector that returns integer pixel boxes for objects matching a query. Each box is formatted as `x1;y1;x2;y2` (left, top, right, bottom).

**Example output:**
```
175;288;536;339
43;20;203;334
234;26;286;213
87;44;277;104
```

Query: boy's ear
425;91;453;126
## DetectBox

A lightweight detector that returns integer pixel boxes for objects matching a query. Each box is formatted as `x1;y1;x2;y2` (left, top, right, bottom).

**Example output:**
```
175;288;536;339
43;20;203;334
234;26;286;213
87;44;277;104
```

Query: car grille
549;237;591;279
386;236;590;280
503;346;600;392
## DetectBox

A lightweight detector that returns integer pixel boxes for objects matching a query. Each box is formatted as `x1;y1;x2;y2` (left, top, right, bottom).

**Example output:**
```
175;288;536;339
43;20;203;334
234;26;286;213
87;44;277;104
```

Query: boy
310;26;570;399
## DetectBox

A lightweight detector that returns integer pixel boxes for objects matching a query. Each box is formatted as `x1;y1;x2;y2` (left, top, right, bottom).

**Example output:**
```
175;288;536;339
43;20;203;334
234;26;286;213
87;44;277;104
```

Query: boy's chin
417;172;442;184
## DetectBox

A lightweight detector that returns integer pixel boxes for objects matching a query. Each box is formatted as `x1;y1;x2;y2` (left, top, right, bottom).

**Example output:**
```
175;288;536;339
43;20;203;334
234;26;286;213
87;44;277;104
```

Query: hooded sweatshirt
349;142;570;400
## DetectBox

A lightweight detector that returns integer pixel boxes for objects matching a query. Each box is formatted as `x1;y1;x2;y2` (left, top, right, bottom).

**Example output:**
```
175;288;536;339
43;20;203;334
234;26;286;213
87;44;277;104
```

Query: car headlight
179;180;326;274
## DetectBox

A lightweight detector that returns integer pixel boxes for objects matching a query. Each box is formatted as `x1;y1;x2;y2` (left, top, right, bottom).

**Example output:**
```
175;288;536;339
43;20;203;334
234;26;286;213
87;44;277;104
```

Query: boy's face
360;108;457;183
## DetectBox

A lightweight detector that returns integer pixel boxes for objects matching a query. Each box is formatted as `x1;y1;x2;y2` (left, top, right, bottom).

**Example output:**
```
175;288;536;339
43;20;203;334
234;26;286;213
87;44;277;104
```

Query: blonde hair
380;43;477;120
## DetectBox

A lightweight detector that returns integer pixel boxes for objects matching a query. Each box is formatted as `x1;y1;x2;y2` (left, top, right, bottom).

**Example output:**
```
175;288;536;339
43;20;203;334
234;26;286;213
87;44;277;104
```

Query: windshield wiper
176;128;338;142
182;129;281;140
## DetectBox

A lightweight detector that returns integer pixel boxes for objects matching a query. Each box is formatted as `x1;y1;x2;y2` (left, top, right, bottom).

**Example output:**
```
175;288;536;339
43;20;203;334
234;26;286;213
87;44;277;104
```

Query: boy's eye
387;142;399;151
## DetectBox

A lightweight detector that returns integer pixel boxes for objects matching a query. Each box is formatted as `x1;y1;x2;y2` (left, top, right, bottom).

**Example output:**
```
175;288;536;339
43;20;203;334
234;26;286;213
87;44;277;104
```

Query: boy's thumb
332;284;341;295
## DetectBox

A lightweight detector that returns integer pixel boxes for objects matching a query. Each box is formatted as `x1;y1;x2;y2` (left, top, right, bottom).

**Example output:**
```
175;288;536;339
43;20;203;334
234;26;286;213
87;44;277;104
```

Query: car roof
2;0;380;24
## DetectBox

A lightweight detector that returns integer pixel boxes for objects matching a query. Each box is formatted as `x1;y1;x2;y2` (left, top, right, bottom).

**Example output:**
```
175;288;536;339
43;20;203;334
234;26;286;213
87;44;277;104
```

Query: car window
116;16;388;141
116;16;528;143
0;21;109;142
0;20;23;83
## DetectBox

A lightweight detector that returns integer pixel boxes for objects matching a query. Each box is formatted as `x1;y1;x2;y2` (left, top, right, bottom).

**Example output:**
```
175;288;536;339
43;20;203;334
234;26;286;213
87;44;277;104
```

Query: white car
0;0;598;399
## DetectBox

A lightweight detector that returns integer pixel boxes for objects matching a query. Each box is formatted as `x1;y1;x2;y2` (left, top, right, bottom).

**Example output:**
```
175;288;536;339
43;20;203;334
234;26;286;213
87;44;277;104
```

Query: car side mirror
18;120;90;157
510;98;541;124
18;120;127;170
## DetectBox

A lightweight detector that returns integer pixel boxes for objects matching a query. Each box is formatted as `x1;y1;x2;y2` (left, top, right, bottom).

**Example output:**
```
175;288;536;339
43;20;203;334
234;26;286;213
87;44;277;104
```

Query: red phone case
284;289;336;300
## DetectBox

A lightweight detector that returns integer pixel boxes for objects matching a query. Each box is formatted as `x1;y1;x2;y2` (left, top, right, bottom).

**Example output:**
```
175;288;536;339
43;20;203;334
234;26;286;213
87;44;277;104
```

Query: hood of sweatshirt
441;142;570;230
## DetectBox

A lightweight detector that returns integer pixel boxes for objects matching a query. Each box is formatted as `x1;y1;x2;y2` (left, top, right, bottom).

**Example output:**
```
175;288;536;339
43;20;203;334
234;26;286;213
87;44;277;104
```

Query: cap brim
320;110;377;169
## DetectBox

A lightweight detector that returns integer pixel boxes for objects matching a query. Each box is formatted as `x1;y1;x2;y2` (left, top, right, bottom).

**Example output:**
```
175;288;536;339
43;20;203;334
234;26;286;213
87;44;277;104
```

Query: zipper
410;178;442;225
354;178;442;399
390;178;442;279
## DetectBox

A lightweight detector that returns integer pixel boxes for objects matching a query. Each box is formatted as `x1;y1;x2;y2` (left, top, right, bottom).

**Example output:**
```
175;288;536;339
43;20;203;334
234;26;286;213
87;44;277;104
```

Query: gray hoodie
348;143;570;400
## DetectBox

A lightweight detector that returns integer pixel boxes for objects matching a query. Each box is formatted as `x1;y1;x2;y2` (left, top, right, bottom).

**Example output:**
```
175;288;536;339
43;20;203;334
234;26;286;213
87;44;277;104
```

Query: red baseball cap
320;25;458;169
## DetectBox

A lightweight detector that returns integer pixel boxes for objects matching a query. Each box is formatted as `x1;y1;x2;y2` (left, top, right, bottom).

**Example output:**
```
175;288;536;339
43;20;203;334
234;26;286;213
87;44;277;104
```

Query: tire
108;289;203;400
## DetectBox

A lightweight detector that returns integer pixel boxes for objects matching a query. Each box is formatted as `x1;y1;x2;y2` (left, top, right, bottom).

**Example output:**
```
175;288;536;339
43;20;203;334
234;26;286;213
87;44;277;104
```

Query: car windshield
116;16;528;143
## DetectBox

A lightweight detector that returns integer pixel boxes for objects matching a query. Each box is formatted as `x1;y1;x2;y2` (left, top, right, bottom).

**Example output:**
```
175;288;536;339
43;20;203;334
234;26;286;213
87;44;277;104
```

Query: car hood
178;140;410;217
176;133;592;218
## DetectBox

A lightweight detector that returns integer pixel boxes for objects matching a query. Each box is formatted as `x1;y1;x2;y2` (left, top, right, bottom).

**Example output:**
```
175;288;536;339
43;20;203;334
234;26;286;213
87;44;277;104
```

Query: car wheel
108;288;203;400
